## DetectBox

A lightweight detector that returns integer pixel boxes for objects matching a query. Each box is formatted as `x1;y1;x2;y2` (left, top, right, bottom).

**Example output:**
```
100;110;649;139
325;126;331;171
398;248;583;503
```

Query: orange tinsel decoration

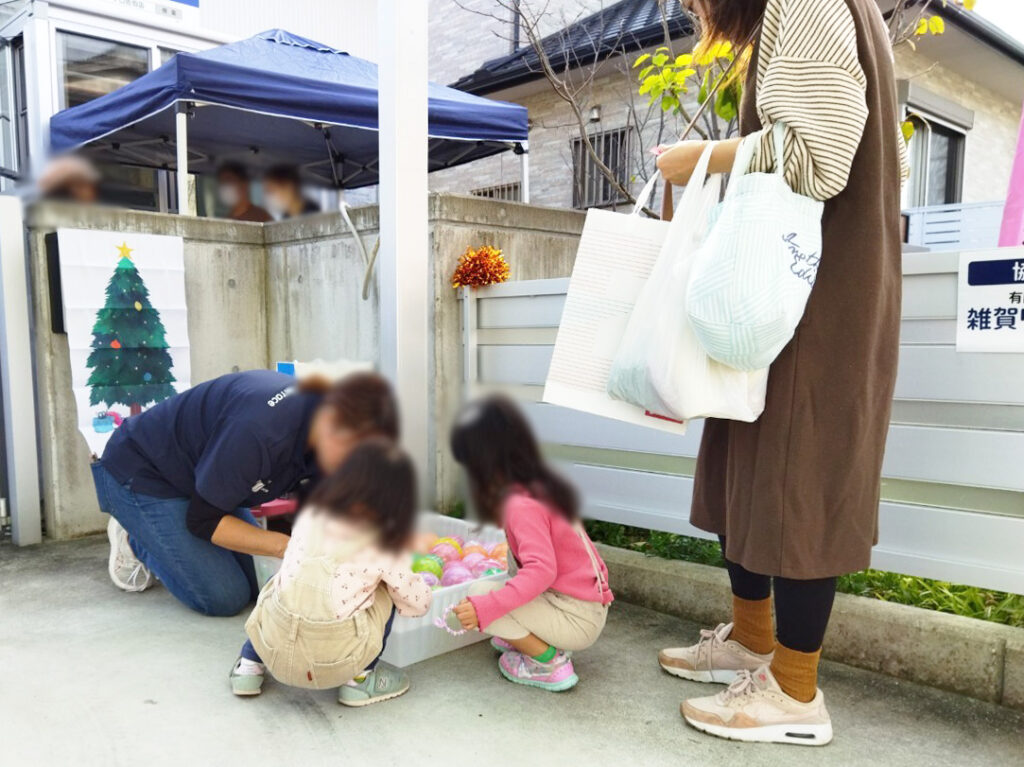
451;245;510;289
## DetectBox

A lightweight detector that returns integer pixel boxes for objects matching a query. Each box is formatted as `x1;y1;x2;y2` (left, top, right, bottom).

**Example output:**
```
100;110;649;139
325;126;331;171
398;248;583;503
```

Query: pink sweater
467;490;613;630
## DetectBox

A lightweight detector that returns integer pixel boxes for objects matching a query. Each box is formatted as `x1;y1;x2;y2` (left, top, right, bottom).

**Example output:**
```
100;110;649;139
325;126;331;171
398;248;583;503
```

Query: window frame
904;109;966;208
0;36;28;183
571;126;632;210
54;28;151;111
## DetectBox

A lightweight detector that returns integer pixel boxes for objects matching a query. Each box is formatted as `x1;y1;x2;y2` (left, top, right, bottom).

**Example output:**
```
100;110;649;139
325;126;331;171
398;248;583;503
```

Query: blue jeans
91;461;259;616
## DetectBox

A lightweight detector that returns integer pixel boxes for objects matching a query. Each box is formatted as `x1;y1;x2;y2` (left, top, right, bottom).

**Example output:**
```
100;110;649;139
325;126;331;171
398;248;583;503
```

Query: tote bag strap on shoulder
722;120;786;199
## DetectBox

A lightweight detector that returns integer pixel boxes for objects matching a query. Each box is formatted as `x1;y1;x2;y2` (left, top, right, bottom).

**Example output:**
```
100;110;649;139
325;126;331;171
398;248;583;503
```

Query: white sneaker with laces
106;517;154;592
681;665;833;746
659;622;772;684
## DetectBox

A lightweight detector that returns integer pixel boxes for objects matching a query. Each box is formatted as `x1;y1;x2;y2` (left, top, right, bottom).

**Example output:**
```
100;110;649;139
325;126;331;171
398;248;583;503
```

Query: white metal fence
460;254;1024;595
904;201;1004;251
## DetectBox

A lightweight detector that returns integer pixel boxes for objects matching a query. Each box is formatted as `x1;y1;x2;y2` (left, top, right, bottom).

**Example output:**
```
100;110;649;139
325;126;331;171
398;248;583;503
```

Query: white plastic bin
251;512;507;668
381;512;507;667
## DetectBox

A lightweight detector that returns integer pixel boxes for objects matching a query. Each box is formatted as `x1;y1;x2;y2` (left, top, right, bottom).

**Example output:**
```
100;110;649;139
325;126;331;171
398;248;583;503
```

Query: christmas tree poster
56;229;191;456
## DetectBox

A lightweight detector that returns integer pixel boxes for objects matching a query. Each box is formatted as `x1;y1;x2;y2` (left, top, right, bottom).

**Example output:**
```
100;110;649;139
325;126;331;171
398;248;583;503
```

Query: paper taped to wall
57;229;191;457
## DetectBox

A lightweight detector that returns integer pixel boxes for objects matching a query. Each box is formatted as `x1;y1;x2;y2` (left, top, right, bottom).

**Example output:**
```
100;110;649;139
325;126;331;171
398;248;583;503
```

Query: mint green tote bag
686;122;824;371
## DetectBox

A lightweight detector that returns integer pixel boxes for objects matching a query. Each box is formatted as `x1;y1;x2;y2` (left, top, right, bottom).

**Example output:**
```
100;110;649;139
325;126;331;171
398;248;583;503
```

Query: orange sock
770;643;821;703
730;595;774;655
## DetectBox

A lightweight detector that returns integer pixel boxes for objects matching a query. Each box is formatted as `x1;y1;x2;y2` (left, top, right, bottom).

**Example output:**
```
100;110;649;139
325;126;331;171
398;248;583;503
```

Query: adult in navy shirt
91;370;399;616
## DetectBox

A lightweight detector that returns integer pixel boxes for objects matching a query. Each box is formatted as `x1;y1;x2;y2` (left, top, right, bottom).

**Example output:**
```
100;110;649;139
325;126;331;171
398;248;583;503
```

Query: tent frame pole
175;102;190;215
520;141;530;203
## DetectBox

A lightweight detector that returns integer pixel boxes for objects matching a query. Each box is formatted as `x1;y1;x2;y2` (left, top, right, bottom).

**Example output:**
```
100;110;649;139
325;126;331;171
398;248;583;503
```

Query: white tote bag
542;169;688;434
686;122;825;371
607;146;769;422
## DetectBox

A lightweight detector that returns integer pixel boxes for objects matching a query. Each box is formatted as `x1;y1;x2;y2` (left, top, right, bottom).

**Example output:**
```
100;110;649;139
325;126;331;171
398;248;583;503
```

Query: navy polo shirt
101;370;320;511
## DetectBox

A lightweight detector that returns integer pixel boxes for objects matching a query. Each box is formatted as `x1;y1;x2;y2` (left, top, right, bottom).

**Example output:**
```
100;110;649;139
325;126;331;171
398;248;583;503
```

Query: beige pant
245;581;393;690
468;580;608;652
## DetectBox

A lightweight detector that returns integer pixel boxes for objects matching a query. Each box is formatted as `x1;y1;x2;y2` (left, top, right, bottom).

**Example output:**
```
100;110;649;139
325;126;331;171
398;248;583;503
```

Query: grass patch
585;520;1024;629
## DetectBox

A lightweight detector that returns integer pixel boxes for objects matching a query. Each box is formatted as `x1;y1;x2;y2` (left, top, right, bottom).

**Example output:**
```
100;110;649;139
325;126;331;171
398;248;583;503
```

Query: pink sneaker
490;637;515;653
498;650;578;692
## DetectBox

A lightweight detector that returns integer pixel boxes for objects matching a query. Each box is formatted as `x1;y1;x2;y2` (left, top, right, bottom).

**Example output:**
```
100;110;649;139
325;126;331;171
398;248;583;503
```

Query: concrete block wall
25;195;582;539
264;211;381;367
428;194;584;510
27;204;269;540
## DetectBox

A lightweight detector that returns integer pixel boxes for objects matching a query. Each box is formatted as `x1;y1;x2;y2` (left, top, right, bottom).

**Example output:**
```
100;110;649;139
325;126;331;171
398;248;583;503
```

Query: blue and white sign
956;248;1024;352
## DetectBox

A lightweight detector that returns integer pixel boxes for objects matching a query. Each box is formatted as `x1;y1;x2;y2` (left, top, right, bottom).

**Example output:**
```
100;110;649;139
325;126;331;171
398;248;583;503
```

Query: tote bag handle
721;120;785;200
659;21;763;221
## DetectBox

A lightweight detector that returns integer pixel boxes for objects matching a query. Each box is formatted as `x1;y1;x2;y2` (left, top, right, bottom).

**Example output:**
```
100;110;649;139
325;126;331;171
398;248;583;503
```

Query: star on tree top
116;242;133;260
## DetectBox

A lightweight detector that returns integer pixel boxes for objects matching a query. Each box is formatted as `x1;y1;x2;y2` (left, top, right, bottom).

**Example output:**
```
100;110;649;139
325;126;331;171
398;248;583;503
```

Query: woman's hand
654;137;743;185
655;140;709;185
453;598;479;631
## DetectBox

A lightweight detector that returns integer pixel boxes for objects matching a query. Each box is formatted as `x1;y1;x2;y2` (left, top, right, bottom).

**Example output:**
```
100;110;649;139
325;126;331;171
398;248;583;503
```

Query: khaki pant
468;580;608;652
245;581;393;690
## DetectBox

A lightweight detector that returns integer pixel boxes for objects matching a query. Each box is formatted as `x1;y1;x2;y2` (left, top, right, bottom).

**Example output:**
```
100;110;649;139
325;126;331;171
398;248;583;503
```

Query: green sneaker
337;661;410;707
229;657;265;697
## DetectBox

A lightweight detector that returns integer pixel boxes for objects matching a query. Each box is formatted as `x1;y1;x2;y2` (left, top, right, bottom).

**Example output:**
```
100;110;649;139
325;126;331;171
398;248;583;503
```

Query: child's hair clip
433;604;469;637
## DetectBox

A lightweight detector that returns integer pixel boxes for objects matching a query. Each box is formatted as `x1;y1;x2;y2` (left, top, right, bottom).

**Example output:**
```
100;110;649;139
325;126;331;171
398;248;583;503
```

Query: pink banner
999;102;1024;247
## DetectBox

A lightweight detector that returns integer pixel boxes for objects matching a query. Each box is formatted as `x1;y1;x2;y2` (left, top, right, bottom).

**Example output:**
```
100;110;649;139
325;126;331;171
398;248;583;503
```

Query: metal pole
175;102;189;215
0;197;41;545
378;0;431;502
520;142;530;203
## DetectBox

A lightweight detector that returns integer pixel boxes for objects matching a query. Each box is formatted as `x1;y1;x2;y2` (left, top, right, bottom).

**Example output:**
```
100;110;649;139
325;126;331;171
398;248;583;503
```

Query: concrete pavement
2;535;1021;767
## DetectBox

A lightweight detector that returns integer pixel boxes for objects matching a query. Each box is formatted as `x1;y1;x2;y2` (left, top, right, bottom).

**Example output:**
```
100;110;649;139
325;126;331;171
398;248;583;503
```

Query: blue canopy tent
49;29;529;197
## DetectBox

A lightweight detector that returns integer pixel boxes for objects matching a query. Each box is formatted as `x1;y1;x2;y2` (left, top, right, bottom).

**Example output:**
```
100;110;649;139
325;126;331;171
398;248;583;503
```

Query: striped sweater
747;0;910;200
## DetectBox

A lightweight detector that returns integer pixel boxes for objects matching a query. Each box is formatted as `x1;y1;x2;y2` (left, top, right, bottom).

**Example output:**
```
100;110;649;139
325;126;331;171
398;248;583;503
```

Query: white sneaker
681;665;833;746
106;517;154;592
659;622;773;684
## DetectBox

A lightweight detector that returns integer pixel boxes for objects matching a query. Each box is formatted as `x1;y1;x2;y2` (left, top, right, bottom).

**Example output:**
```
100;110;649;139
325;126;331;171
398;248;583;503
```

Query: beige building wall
429;12;1020;211
894;46;1020;206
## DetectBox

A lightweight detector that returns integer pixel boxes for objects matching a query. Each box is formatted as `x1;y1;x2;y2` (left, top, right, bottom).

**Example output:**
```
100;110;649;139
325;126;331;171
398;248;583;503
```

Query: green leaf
674;53;693;67
901;119;916;142
638;64;655;80
633;53;651;68
928;15;945;34
653;53;668;67
715;83;739;122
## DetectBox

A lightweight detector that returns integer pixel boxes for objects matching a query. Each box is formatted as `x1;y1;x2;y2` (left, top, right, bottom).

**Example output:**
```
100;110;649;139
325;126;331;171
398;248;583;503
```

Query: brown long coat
690;0;903;579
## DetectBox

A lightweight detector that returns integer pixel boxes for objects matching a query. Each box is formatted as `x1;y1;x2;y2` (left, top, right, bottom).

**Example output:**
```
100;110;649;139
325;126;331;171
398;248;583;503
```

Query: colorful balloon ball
461;544;488;558
482;568;504;576
431;543;461;562
411;555;443;580
441;563;474;587
418;572;440;588
488;542;509;561
433;537;463;556
478;558;505;572
462;552;486;571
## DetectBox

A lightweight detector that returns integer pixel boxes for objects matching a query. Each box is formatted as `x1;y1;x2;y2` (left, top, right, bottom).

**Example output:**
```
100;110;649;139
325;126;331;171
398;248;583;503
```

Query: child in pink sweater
450;396;613;692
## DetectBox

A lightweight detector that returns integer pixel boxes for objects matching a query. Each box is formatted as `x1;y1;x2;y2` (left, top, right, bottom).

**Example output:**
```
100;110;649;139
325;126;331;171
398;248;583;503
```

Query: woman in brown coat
653;0;907;745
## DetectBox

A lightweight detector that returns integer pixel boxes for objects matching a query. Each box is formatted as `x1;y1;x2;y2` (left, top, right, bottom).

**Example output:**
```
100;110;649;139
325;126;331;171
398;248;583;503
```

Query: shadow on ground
2;536;1021;767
